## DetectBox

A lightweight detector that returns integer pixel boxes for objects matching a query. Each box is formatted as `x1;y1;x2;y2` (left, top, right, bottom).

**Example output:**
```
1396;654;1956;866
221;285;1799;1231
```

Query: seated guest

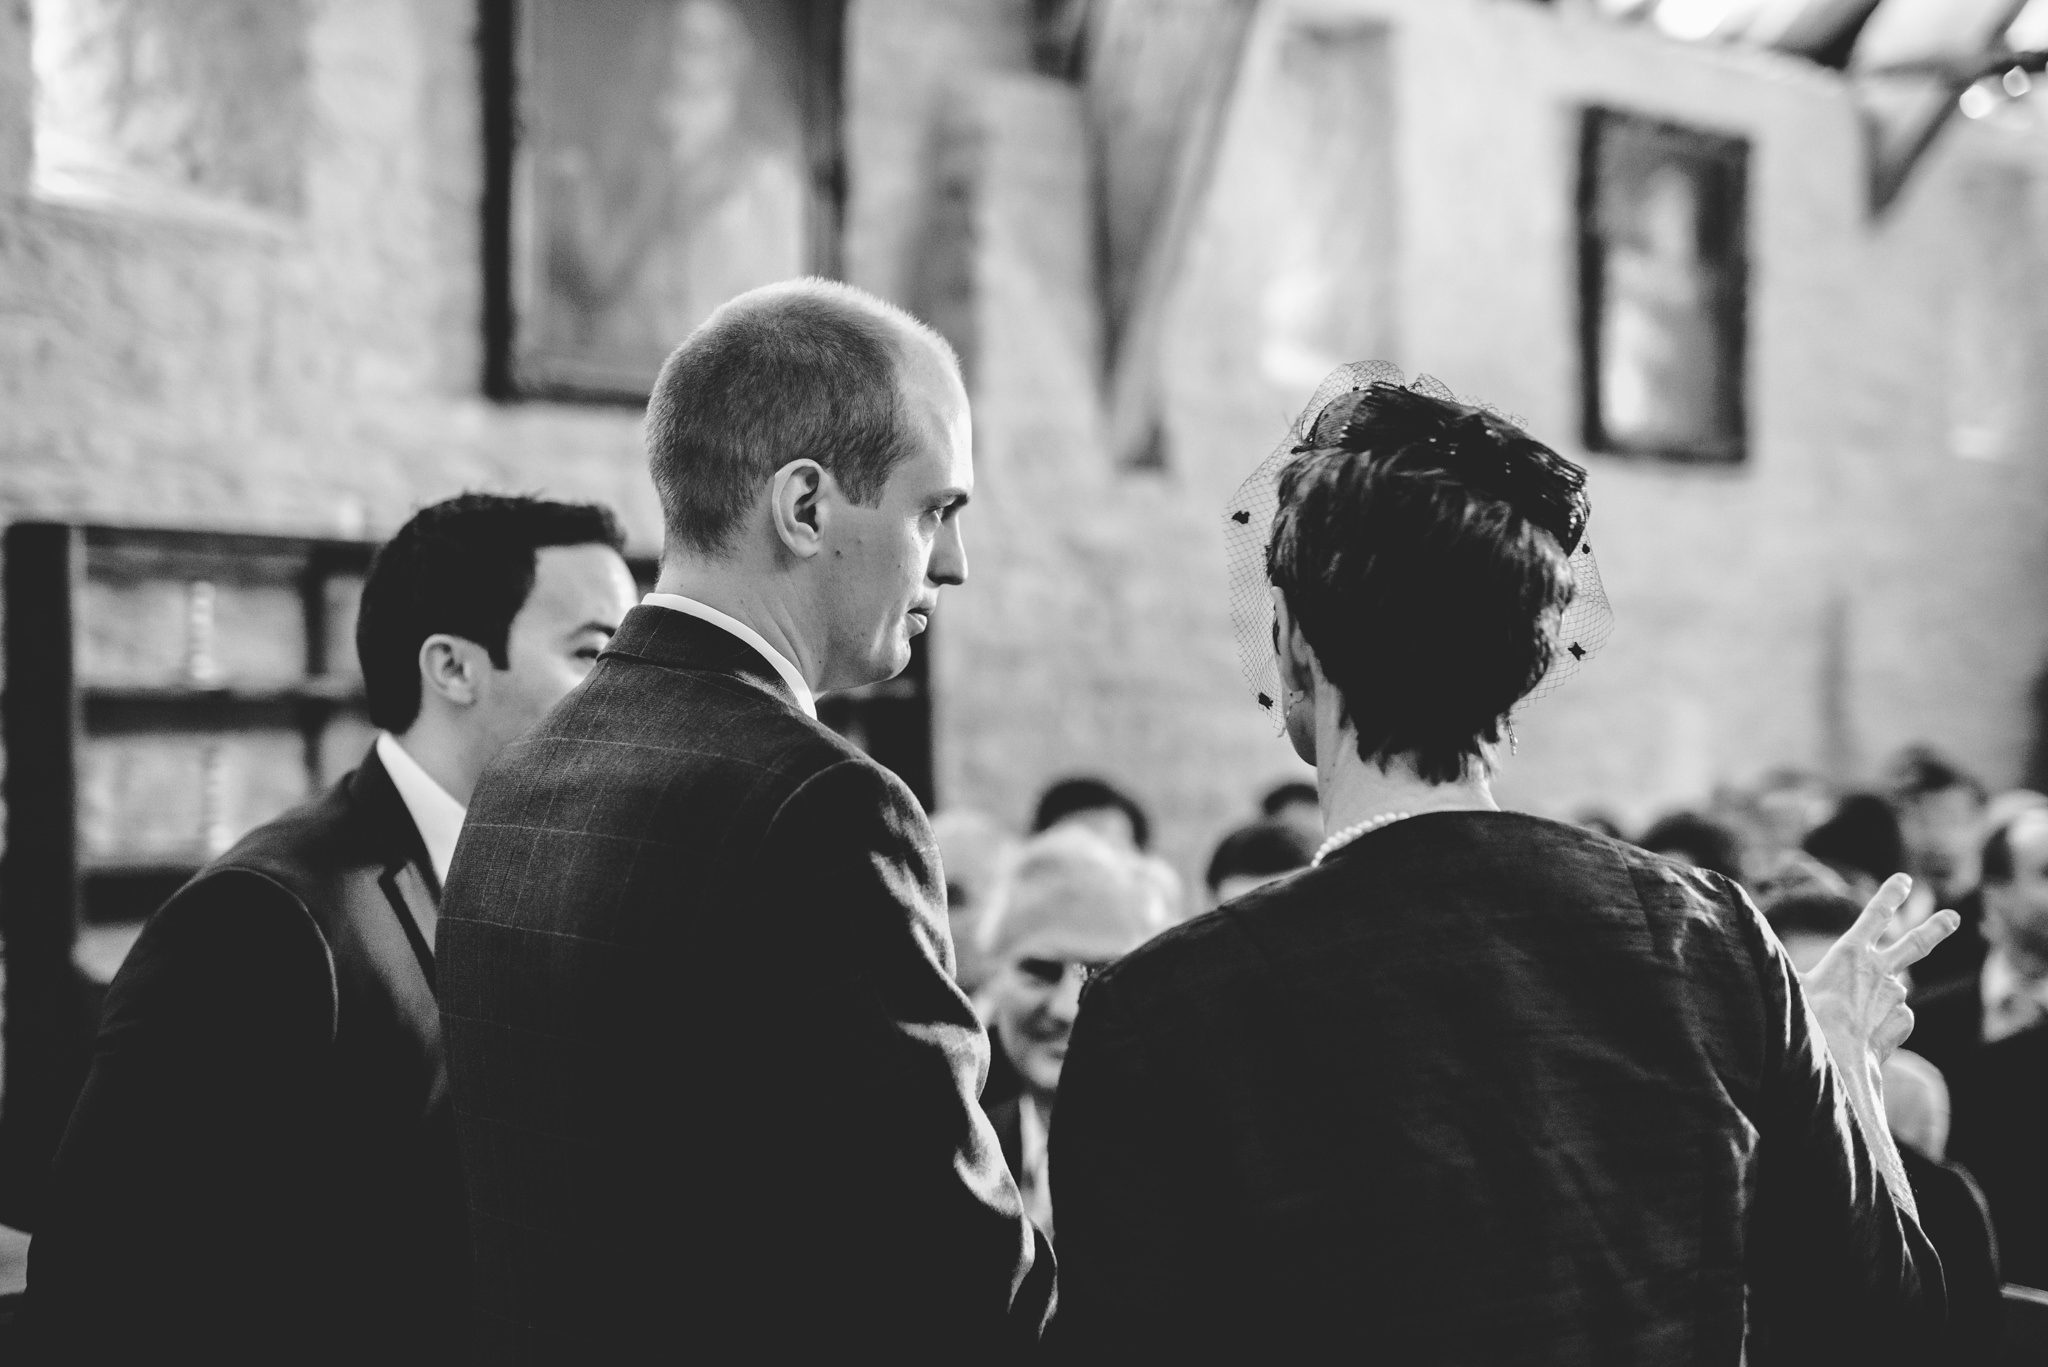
26;495;636;1364
1910;805;2048;1078
1050;369;1959;1361
931;808;1016;996
1031;775;1152;851
1258;779;1322;848
1204;818;1315;906
1765;890;2003;1349
1803;794;1908;906
1889;747;1990;987
1919;803;2048;1289
1638;809;1746;885
978;827;1168;1239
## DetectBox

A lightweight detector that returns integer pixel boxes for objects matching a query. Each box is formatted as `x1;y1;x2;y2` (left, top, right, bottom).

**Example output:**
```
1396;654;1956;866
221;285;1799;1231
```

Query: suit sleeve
1738;892;1953;1363
750;756;1054;1354
1043;971;1208;1359
27;870;341;1361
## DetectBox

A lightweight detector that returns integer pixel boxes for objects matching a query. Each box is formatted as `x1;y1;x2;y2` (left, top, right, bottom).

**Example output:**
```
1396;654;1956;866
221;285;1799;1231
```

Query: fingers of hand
1843;873;1914;948
1876;1002;1916;1058
1877;909;1962;975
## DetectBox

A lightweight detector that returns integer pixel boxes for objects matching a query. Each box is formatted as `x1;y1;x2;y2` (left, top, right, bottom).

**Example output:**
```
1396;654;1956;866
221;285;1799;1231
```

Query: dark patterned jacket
1050;812;1949;1364
438;605;1053;1363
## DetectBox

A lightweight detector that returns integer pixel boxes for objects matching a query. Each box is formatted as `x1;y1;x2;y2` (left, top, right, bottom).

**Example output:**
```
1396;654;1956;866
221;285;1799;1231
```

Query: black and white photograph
3;0;2048;1361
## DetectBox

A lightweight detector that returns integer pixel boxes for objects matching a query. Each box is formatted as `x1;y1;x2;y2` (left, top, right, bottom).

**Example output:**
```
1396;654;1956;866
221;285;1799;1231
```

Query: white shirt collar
641;592;818;719
375;732;467;887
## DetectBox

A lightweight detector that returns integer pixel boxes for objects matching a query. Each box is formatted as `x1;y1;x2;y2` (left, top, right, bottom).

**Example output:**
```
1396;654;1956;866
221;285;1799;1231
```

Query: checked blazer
438;605;1053;1363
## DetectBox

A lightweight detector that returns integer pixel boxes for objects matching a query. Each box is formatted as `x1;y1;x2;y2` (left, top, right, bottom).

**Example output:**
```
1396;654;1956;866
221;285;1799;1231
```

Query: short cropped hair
1639;811;1745;885
356;493;627;732
1205;819;1314;894
1031;776;1152;852
1886;746;1987;805
1267;409;1576;784
1801;794;1906;885
1259;780;1319;818
644;278;958;556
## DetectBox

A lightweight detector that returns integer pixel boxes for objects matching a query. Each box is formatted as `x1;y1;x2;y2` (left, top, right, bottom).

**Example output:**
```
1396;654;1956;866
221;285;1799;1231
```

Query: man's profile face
1901;785;1984;894
817;339;972;692
476;543;638;758
1987;811;2048;965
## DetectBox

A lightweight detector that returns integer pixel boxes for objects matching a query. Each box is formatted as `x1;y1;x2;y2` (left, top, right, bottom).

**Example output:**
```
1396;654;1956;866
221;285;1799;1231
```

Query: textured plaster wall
0;0;659;546
0;0;2044;893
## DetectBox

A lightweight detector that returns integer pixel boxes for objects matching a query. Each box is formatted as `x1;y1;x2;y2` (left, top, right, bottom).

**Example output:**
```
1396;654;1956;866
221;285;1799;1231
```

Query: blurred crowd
943;748;2048;1295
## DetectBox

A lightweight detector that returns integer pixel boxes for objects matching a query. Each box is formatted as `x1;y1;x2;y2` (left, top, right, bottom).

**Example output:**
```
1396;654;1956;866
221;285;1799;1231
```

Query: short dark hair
1205;819;1314;893
1638;811;1745;885
1266;404;1576;784
644;278;957;556
1258;780;1319;818
1886;746;1986;805
356;493;627;732
1763;890;1863;941
1031;777;1152;852
1801;794;1906;884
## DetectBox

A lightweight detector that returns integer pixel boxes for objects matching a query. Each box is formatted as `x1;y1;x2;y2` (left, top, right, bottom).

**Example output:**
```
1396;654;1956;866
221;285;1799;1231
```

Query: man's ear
419;634;485;710
769;459;827;559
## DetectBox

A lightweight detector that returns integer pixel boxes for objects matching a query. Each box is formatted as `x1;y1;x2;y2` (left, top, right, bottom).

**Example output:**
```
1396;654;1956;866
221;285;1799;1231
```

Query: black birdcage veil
1223;362;1614;732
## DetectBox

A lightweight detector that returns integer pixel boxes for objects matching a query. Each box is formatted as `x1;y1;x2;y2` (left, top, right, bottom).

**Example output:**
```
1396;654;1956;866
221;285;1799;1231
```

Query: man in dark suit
1914;803;2048;1288
438;279;1054;1361
1908;804;2048;1078
26;494;636;1363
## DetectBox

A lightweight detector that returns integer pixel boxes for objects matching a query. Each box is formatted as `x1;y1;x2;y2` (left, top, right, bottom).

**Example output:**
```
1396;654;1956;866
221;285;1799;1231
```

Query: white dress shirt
1980;946;2048;1043
641;591;817;719
375;732;467;888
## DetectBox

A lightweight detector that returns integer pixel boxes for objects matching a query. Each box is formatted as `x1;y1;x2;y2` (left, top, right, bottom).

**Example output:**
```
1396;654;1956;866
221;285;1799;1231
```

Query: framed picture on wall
483;0;845;402
1578;106;1748;463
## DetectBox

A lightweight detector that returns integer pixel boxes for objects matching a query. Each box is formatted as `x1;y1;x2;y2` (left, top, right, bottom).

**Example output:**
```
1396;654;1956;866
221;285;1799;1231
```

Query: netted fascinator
1223;361;1613;728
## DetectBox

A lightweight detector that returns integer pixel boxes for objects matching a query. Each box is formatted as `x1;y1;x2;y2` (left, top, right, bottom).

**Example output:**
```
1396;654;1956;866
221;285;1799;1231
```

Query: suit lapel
351;746;442;987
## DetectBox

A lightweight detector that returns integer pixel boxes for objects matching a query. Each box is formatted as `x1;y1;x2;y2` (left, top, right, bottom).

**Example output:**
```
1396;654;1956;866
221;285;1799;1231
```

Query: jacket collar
348;744;441;981
601;603;809;716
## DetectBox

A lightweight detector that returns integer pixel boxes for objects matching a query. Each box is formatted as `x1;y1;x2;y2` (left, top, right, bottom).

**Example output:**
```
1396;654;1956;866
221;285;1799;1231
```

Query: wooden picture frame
482;0;846;402
1578;106;1749;464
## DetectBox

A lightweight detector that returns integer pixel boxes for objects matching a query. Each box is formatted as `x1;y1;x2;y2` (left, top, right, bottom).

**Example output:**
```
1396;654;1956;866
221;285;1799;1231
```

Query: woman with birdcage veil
1047;364;1962;1363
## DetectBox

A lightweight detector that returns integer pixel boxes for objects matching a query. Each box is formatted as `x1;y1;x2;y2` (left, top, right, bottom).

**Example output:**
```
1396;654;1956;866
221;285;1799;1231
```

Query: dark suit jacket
26;748;465;1364
1909;974;1986;1082
1050;812;1948;1364
1947;1022;2048;1291
438;605;1053;1363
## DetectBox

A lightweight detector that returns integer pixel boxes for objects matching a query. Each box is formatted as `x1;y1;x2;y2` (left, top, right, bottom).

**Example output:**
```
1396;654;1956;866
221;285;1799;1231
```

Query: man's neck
390;722;477;806
1991;933;2048;984
654;561;819;693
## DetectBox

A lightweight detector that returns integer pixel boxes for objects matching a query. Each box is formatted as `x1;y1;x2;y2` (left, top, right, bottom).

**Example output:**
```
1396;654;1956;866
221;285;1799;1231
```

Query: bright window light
2010;0;2048;52
1960;81;2002;119
1654;0;1736;43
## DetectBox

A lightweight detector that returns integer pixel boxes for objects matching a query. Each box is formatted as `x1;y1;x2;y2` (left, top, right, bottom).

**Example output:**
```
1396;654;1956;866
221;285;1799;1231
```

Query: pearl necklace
1312;811;1415;866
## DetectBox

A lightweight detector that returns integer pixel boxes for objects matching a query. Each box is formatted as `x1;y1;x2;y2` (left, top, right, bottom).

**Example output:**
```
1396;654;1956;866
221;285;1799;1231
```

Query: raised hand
1801;874;1960;1066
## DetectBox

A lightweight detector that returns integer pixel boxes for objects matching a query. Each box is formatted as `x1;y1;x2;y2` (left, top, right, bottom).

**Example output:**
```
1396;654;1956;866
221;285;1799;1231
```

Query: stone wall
0;0;2044;895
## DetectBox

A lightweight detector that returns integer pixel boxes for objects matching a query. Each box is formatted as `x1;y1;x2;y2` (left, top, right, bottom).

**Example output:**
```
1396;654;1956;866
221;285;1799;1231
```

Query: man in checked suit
26;494;637;1363
438;279;1054;1361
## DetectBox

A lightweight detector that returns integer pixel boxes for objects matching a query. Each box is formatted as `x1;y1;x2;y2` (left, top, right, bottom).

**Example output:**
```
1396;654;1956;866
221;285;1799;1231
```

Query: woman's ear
769;459;827;559
1272;588;1313;700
